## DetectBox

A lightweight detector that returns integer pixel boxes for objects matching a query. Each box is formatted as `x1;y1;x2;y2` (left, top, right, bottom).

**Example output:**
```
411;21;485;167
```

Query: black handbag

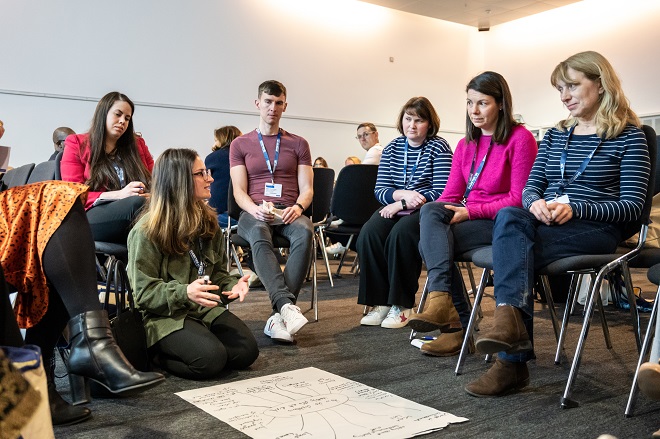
103;256;151;372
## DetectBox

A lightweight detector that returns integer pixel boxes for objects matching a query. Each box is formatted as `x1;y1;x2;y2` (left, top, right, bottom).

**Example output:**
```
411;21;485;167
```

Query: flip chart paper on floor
176;367;468;439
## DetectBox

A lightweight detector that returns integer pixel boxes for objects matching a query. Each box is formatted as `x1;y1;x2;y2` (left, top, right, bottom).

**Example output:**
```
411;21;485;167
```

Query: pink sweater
438;125;537;220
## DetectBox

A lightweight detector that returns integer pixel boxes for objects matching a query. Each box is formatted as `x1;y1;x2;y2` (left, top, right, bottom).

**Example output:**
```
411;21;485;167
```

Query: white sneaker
280;303;308;335
360;305;391;326
264;314;293;343
325;242;346;256
381;305;412;329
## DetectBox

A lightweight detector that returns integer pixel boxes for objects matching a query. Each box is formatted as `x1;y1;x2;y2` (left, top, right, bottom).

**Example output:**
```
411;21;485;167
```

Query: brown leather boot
475;305;532;355
464;358;529;397
638;361;660;400
408;291;461;333
420;329;470;357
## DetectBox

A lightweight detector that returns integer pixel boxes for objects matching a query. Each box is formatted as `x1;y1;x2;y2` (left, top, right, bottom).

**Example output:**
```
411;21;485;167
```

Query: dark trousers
86;196;146;243
153;313;259;380
357;209;422;309
3;199;100;366
418;202;494;327
493;206;622;363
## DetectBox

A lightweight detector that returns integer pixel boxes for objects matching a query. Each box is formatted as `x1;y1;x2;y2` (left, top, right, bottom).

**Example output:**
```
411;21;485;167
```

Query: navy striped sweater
375;135;453;205
523;125;650;223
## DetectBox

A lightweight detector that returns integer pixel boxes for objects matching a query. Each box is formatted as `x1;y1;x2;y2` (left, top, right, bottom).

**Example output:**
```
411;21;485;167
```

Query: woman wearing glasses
357;97;453;329
62;91;153;244
128;148;259;380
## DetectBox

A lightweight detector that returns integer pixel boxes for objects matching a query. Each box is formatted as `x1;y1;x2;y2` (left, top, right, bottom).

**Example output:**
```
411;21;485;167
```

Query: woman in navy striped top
465;51;651;398
357;97;453;329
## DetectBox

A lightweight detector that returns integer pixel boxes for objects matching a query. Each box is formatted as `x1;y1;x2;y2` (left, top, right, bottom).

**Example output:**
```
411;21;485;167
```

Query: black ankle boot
46;351;92;426
66;310;165;405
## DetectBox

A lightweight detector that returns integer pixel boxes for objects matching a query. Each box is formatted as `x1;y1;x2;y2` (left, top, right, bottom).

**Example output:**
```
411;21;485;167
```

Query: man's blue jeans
492;207;622;363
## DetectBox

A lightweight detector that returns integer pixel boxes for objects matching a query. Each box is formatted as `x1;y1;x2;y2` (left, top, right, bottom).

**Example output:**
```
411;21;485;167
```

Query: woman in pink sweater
410;71;537;356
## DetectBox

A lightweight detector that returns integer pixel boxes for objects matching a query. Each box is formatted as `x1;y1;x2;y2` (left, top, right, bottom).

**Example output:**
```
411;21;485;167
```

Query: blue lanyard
462;137;494;205
557;125;602;196
188;238;206;277
402;138;425;189
257;129;281;184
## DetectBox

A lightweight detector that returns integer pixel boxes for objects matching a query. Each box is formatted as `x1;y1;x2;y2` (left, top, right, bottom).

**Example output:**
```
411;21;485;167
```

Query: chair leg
455;268;489;376
311;230;319;322
410;278;429;341
625;284;660;417
555;273;581;365
335;235;354;277
560;271;606;409
621;263;642;351
230;243;244;277
317;227;334;287
541;275;561;343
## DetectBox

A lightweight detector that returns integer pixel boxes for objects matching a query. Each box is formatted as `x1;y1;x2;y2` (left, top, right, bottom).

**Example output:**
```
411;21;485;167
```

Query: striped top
375;135;453;205
523;125;650;223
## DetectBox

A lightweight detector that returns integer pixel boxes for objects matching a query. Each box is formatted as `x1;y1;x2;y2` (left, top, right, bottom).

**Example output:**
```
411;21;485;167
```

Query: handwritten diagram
176;367;468;438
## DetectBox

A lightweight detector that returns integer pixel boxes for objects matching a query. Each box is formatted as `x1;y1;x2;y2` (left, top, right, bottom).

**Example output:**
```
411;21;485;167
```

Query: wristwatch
401;199;407;210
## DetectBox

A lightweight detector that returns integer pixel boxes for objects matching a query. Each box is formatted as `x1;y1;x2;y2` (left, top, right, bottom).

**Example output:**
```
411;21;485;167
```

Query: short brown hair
395;97;440;138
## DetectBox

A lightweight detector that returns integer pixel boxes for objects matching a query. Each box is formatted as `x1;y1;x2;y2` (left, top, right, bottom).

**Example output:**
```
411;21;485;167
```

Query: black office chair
324;164;381;277
1;163;35;188
225;180;319;320
27;160;58;183
309;167;336;288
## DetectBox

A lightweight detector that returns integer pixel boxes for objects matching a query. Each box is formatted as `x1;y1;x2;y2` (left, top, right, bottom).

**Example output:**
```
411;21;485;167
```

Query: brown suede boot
420;329;470;357
475;305;532;355
408;291;461;333
464;358;529;397
638;361;660;400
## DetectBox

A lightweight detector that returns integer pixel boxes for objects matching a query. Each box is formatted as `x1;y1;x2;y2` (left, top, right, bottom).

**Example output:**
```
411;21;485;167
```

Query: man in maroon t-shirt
229;80;313;344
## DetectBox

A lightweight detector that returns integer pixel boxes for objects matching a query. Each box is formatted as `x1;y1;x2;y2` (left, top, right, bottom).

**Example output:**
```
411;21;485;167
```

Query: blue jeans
418;202;494;327
493;207;622;362
237;212;313;313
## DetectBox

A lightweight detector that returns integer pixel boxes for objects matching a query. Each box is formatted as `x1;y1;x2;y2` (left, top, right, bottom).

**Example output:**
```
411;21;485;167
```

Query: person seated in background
313;157;328;168
357;96;453;329
230;80;313;344
344;156;361;166
62;91;153;245
465;51;650;398
206;125;242;228
50;127;75;160
356;122;384;165
0;120;4;140
410;71;537;356
128;148;258;380
0;181;164;426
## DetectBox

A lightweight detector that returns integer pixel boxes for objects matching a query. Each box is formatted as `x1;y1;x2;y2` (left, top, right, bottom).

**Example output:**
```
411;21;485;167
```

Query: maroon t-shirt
229;129;312;206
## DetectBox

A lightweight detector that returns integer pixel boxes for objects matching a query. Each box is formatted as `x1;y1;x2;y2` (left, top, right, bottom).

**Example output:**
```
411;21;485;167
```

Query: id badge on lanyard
258;129;283;198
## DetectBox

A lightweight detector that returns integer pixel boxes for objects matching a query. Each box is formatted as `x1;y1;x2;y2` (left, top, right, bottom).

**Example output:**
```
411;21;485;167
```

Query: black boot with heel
46;350;92;425
66;310;165;405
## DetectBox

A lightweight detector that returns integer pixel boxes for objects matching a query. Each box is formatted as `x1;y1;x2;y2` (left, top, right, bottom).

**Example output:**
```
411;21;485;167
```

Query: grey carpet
54;259;660;439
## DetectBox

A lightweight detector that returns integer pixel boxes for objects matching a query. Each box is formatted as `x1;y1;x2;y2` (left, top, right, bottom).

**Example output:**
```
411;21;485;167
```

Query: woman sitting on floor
128;148;259;380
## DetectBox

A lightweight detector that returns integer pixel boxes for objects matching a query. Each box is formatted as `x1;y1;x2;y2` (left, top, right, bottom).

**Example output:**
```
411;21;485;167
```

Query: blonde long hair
550;51;640;139
140;148;218;255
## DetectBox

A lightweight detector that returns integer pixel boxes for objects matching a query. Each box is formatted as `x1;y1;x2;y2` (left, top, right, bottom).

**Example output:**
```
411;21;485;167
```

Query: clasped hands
252;201;302;224
186;274;250;308
380;190;426;219
529;199;573;225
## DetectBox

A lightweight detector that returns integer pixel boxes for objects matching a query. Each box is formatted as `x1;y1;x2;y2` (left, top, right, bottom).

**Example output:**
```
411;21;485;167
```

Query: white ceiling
357;0;582;30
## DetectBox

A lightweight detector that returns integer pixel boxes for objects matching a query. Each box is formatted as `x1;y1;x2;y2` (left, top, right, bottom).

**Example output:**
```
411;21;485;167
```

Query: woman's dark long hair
464;71;518;145
86;92;151;191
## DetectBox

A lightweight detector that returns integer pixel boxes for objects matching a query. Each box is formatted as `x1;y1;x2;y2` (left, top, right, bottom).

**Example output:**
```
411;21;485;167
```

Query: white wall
484;0;660;131
2;0;660;171
0;0;474;170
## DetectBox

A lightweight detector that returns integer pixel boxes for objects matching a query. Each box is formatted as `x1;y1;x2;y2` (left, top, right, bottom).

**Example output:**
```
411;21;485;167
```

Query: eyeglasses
193;169;212;181
355;131;373;140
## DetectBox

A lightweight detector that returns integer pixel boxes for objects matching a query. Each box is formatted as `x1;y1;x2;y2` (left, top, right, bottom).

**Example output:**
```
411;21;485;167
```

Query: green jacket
127;214;238;348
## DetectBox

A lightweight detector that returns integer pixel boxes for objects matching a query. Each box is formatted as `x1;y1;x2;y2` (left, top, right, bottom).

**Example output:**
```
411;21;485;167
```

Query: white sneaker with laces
381;305;412;329
264;313;293;343
280;303;308;335
325;242;346;256
360;305;391;326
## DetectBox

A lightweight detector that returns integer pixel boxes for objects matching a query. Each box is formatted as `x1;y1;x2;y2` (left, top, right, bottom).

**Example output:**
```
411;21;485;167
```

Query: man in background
50;127;75;160
356;122;383;165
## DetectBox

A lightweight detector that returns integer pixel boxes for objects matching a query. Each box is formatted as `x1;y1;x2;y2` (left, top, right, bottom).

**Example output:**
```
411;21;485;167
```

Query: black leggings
153;312;259;380
2;199;100;365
